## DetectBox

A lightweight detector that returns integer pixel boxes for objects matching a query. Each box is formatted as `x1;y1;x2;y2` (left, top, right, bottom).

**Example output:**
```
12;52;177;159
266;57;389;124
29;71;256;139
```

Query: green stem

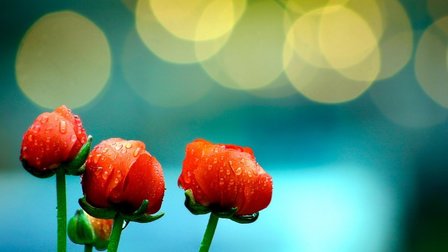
56;168;67;252
199;213;219;252
84;244;93;252
107;215;124;252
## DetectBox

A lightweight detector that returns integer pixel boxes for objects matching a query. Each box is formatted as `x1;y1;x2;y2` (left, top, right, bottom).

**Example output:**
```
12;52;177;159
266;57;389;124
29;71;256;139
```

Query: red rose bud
82;138;165;215
68;210;113;251
178;139;273;217
20;105;88;177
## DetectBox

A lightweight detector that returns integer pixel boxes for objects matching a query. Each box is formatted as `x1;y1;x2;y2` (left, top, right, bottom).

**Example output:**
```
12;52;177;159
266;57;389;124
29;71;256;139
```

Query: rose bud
20;105;88;177
68;209;113;251
178;139;273;218
82;138;165;215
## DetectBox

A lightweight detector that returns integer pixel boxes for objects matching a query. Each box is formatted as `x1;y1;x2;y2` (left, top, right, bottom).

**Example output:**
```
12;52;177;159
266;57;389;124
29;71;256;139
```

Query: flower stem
199;213;219;252
56;168;67;252
107;215;124;252
84;245;93;252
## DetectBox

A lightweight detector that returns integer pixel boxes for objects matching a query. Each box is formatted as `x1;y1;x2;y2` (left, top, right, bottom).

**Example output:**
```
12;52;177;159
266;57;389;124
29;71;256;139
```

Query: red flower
82;138;165;214
20;105;88;176
178;139;273;216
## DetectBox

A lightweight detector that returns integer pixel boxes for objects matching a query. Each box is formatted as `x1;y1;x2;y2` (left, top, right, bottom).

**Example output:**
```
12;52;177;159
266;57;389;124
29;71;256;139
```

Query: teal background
1;1;448;251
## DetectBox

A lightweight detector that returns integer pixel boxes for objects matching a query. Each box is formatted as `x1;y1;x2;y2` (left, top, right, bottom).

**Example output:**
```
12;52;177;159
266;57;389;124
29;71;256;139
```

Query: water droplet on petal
27;134;33;142
235;167;242;176
125;142;132;149
33;124;41;132
114;143;123;151
93;154;101;164
102;170;109;180
59;120;67;134
41;115;49;123
133;147;141;157
71;135;77;143
184;171;191;183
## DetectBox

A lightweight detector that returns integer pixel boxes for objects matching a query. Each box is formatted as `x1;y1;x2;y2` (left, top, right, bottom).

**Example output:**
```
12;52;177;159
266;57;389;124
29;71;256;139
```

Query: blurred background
1;0;448;251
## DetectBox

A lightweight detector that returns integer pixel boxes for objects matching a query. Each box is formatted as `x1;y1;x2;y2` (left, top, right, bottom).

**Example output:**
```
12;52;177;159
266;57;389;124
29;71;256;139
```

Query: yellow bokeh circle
15;11;111;109
415;16;448;108
150;0;246;41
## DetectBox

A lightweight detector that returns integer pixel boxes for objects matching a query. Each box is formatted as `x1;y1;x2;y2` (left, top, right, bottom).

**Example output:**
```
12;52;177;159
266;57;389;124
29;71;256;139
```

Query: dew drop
59;120;67;134
71;135;77;143
93;154;101;164
219;178;225;186
125;142;132;149
102;170;109;180
114;143;123;151
226;169;230;176
133;147;141;157
184;171;191;183
27;134;33;142
235;167;242;175
41;115;49;123
33;124;41;132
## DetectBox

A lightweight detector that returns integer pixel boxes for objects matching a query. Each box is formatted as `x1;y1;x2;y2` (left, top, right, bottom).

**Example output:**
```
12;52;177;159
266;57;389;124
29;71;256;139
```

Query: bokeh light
415;16;448;108
15;11;111;109
200;0;285;90
283;22;377;104
122;30;212;107
135;0;232;64
121;0;137;12
149;0;246;41
374;0;413;80
246;73;299;99
283;0;350;16
427;0;448;23
319;6;378;70
370;69;448;129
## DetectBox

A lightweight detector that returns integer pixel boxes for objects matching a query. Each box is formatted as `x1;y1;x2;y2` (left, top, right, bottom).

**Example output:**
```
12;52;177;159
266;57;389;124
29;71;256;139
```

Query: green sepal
121;199;165;223
184;189;260;224
126;199;148;218
230;212;259;224
21;158;56;178
79;196;117;219
93;238;109;251
65;135;92;175
132;212;165;223
213;207;237;219
184;189;211;215
67;209;95;245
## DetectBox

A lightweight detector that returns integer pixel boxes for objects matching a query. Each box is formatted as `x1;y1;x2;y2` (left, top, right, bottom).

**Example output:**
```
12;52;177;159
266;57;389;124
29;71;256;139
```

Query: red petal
121;152;165;214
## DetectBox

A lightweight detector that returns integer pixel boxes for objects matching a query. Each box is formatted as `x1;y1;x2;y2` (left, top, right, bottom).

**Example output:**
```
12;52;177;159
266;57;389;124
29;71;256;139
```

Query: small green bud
68;210;95;245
